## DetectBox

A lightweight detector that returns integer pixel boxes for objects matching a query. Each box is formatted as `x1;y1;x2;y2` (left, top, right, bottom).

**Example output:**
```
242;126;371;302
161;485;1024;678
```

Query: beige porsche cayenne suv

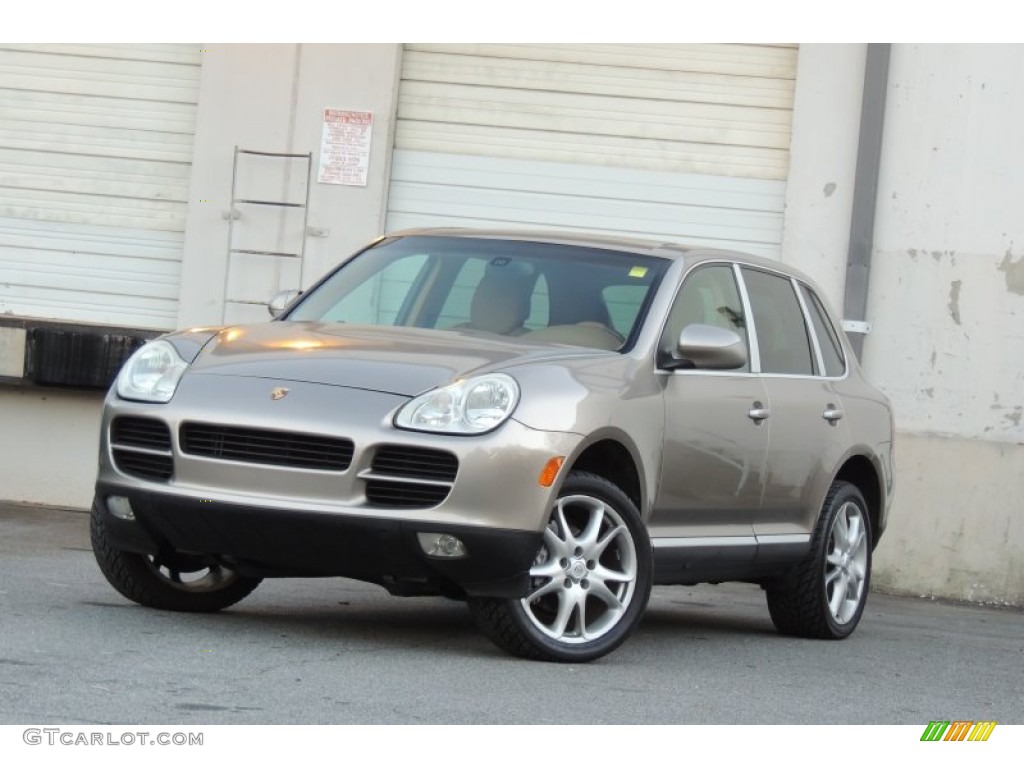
92;229;894;662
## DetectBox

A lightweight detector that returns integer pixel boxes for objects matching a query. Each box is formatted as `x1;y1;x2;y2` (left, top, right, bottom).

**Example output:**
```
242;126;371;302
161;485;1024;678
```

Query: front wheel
765;481;873;639
90;501;261;613
468;471;652;662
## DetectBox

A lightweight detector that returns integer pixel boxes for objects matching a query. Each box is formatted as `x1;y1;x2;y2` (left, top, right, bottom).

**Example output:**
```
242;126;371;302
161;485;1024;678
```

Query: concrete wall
864;45;1024;604
0;388;103;508
875;433;1023;604
779;43;1023;605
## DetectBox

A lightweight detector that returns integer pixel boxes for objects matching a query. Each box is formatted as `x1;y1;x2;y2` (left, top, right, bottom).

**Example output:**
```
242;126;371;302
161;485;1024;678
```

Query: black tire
468;471;652;662
90;501;261;613
766;481;873;639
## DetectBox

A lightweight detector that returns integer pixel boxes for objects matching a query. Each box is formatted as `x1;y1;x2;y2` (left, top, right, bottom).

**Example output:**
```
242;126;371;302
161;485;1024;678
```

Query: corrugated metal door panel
0;221;182;328
0;87;197;134
388;44;796;254
0;44;200;329
386;151;786;258
0;148;191;202
387;150;786;209
3;285;179;329
0;47;201;101
404;43;798;79
396;43;797;180
0;188;187;232
0;217;182;260
400;49;796;108
388;184;782;245
0;245;180;296
1;43;202;64
398;81;792;144
394;123;789;180
0;118;196;163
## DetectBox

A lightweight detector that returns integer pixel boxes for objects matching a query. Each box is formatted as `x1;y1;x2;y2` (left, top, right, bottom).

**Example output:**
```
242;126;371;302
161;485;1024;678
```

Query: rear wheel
766;481;872;639
469;471;652;662
90;501;261;612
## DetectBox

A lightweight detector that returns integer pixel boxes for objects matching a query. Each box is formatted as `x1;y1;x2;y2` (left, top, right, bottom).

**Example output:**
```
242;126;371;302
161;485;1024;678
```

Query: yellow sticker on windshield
628;266;648;278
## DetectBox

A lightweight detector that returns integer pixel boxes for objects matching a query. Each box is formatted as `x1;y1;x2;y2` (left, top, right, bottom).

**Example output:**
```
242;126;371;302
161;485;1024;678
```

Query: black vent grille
371;445;458;482
110;417;173;481
365;445;458;508
365;479;453;509
112;449;174;481
180;422;353;472
111;416;171;451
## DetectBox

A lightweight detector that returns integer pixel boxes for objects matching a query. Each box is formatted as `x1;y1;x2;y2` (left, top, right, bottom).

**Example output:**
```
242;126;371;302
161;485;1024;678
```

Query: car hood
180;321;610;397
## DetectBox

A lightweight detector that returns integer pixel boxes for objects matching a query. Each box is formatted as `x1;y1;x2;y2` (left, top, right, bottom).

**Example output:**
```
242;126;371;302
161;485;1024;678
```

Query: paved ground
1;502;1022;725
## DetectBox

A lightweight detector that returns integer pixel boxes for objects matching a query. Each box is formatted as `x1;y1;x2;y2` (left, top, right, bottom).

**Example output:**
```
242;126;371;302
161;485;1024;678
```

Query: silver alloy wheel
521;493;638;644
824;501;869;624
145;555;241;593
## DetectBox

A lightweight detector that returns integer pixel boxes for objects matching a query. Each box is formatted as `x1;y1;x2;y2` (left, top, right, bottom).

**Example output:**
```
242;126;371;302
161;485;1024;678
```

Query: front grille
180;422;353;472
111;416;171;451
371;445;458;482
364;445;458;508
110;417;173;481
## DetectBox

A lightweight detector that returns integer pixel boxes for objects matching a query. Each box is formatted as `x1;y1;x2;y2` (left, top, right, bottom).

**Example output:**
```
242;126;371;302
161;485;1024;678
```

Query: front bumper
95;485;542;597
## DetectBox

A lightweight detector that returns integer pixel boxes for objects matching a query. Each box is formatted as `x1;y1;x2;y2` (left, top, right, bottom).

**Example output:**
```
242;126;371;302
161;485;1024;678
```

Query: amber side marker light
538;457;565;487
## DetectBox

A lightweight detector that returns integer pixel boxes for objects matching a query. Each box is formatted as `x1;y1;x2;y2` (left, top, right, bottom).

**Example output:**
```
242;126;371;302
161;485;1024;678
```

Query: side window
802;286;846;377
661;265;749;372
321;253;429;325
741;268;814;375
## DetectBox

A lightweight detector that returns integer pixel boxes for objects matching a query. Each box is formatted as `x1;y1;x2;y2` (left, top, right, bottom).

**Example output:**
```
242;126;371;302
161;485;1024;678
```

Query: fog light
107;495;135;520
417;532;468;559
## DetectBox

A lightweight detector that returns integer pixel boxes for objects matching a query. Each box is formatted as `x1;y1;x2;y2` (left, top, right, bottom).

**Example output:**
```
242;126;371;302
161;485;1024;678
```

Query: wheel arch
833;454;885;548
565;435;645;517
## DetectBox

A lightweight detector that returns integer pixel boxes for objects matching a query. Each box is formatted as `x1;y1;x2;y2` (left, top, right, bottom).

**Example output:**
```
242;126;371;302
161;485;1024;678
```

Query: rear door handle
748;401;770;423
823;405;844;424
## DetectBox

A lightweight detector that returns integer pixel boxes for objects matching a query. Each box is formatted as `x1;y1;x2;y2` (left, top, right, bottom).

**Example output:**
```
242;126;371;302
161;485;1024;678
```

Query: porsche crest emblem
270;387;290;401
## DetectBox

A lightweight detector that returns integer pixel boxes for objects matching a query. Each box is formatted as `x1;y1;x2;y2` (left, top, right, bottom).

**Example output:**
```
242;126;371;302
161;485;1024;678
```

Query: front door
649;264;768;581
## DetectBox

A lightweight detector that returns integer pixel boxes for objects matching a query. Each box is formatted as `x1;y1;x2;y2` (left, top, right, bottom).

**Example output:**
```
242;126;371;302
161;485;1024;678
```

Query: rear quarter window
802;285;847;377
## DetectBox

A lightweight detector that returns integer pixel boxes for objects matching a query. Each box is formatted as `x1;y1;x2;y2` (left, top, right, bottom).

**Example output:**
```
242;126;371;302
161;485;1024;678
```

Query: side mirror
267;289;302;318
670;324;747;370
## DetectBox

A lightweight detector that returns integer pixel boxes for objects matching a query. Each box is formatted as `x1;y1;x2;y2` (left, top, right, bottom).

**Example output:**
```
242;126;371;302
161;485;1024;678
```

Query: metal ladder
222;146;312;322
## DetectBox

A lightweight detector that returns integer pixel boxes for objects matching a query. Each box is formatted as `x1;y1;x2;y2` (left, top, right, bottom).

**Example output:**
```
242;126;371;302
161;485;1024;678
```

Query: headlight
116;340;188;403
395;374;520;434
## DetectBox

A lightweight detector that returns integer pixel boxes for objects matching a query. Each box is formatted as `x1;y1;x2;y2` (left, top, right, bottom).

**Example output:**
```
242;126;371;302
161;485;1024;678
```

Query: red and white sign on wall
318;109;374;186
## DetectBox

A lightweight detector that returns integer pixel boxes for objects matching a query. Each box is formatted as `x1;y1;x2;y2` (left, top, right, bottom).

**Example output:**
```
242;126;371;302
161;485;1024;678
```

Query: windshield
287;235;669;351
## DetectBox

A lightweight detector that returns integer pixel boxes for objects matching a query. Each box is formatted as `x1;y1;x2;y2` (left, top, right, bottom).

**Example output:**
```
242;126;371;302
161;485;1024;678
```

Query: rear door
739;267;851;554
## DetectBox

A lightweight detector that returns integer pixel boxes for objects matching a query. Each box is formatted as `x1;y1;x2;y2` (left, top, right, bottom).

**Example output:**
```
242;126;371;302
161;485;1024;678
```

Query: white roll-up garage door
0;44;201;329
387;44;797;258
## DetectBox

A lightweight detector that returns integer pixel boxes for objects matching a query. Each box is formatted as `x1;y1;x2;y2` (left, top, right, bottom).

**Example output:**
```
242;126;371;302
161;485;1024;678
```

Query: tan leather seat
464;264;534;335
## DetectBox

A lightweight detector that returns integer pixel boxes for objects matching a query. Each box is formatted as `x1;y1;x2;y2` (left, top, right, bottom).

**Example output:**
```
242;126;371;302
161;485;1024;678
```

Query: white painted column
780;44;866;312
176;44;402;327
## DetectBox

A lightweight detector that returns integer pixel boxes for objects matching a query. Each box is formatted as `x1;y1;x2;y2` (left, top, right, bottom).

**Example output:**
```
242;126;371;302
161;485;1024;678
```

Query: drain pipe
843;43;892;360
